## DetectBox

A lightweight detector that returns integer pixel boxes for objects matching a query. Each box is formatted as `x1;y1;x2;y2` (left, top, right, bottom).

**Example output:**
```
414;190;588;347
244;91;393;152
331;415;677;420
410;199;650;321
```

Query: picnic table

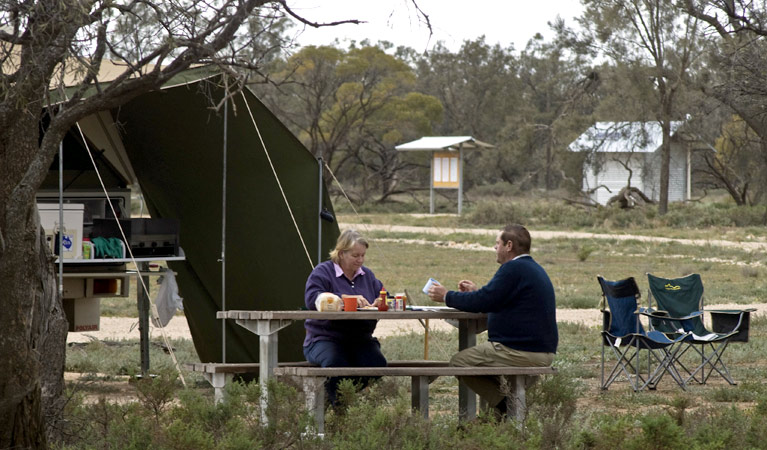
204;308;556;431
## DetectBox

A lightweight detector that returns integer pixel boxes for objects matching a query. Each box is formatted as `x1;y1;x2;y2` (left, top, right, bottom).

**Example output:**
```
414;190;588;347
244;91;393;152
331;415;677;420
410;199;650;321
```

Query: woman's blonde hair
329;229;369;264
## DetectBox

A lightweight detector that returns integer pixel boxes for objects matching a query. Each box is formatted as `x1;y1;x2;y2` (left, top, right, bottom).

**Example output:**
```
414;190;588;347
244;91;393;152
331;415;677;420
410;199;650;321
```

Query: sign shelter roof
395;136;494;151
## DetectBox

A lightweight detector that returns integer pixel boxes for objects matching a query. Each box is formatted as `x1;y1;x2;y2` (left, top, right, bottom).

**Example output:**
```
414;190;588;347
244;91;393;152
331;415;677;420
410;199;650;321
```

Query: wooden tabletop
217;309;487;320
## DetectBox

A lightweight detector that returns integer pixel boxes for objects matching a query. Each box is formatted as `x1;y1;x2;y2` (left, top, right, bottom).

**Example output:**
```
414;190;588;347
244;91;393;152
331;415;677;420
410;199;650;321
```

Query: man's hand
458;280;477;292
427;282;448;303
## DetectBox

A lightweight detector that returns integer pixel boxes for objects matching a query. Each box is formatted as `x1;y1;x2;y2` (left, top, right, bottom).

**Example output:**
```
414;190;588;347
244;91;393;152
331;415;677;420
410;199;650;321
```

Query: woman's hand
356;295;369;308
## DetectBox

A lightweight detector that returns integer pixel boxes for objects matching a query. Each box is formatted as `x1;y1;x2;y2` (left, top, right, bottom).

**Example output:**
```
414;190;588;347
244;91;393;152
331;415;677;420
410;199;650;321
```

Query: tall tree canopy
0;1;380;447
577;0;703;213
254;43;443;203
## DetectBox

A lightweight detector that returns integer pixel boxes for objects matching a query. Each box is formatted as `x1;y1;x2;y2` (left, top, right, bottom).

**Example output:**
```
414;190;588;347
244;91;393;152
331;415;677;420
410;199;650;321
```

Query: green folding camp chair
646;273;754;386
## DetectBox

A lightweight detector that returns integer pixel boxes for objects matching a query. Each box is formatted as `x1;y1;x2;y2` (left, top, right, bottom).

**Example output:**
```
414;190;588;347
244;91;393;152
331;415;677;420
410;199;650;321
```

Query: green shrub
571;414;636;450
525;372;581;448
742;266;760;278
625;412;684;450
577;246;594;262
463;199;518;226
132;369;180;419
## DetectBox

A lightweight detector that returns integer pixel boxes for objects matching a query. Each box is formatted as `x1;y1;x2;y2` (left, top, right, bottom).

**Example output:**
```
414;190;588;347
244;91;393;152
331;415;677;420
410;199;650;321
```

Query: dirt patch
342;222;767;253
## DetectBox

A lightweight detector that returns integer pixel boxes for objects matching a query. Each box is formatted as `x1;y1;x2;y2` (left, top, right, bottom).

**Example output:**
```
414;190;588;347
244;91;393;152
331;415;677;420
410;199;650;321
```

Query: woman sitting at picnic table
303;229;387;406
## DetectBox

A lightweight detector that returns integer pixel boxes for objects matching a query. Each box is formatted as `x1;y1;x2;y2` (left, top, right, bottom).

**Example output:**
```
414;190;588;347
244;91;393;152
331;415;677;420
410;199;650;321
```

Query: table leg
137;261;150;376
203;372;233;404
412;376;430;419
510;375;526;423
236;319;293;425
458;319;479;421
303;377;326;434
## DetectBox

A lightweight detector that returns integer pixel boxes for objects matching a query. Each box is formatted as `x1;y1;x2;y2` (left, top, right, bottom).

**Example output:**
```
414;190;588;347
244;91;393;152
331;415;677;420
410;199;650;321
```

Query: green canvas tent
42;69;338;363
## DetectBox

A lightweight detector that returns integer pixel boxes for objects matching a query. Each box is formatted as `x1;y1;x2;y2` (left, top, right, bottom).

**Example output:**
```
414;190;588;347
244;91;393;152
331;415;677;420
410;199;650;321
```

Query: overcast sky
287;0;584;52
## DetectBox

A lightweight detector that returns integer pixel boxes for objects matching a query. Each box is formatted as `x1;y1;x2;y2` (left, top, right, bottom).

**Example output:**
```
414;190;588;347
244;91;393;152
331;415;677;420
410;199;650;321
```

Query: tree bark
658;120;671;215
0;202;49;449
0;105;67;447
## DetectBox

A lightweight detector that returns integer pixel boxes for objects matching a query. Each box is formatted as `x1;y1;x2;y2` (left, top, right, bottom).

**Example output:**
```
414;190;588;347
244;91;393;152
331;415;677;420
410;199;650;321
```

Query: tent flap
114;75;338;362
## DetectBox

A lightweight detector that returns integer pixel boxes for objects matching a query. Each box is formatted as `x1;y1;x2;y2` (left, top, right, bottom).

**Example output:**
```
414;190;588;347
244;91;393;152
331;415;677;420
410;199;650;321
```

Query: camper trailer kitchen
37;189;181;332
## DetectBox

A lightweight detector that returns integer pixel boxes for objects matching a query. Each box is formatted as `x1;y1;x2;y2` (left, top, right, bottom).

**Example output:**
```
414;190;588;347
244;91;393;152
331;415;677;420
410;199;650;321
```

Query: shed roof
569;121;684;153
395;136;494;151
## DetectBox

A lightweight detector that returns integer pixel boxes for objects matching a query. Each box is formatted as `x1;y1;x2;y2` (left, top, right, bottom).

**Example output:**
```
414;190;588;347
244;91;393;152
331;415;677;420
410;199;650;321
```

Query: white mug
422;278;440;294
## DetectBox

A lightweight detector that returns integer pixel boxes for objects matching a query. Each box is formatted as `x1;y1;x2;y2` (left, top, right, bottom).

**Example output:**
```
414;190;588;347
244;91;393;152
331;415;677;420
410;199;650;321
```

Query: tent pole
221;98;228;363
317;157;323;266
58;140;64;298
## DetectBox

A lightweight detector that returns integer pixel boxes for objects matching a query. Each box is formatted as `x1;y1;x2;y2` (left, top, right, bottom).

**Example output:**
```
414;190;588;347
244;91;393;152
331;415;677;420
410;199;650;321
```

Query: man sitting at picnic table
427;223;558;419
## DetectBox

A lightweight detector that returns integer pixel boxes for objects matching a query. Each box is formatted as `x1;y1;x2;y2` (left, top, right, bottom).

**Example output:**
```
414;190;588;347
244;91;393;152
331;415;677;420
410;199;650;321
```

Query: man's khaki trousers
450;341;554;407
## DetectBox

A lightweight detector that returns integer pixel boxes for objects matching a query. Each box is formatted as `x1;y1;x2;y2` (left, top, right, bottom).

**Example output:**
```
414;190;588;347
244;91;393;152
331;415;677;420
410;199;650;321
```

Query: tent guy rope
74;123;187;387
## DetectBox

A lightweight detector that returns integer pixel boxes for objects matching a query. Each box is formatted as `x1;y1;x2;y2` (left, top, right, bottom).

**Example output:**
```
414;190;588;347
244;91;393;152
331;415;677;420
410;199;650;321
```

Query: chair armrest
637;308;702;321
638;307;665;316
710;309;754;342
601;310;610;332
708;308;756;315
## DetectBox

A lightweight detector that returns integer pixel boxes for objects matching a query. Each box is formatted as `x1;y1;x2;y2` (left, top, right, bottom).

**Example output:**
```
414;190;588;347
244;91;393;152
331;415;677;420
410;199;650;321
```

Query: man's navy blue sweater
445;255;558;353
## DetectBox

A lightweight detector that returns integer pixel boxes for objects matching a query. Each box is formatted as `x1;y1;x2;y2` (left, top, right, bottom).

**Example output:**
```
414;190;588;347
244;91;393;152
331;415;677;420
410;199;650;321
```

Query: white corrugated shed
569;121;683;153
570;121;688;205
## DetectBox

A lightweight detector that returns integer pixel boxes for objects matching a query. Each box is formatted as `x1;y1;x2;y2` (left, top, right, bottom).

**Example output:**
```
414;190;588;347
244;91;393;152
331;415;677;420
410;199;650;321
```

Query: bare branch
275;0;363;28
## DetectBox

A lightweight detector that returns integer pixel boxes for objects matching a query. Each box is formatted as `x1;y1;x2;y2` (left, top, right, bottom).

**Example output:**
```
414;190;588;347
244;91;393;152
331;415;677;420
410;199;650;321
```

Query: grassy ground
60;200;767;448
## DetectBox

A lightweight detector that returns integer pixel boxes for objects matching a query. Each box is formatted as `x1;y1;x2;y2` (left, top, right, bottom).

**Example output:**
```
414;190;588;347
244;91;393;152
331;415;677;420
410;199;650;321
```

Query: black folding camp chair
646;273;754;386
598;276;688;391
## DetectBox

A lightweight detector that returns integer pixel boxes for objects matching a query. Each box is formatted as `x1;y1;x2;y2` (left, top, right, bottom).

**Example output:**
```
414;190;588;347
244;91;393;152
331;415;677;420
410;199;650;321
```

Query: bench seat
185;361;312;402
273;363;557;433
186;360;454;402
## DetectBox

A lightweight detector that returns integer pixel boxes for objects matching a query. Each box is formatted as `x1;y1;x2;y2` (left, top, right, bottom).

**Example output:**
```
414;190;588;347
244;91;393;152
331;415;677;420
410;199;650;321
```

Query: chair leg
692;341;736;385
604;339;649;391
601;342;606;390
647;343;687;390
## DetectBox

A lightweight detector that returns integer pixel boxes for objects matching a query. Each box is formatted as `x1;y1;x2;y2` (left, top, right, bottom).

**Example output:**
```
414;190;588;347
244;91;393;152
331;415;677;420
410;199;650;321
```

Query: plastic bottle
82;237;93;260
378;289;389;311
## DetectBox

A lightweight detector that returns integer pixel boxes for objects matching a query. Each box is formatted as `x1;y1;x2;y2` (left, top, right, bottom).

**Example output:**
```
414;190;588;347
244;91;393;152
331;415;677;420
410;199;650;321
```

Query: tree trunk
0;118;67;449
0;204;48;448
658;121;671;215
39;229;68;444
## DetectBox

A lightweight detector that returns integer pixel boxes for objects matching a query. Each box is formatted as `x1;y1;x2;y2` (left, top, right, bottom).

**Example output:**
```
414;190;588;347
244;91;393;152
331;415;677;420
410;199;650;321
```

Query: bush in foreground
54;370;767;449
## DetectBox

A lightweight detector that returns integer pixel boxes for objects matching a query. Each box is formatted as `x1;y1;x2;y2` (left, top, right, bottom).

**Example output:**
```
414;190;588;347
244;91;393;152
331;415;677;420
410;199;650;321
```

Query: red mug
342;295;357;312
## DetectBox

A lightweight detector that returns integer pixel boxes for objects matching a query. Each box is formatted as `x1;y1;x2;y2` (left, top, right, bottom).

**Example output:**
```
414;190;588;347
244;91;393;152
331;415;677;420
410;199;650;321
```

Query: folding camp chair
646;273;753;386
598;276;688;391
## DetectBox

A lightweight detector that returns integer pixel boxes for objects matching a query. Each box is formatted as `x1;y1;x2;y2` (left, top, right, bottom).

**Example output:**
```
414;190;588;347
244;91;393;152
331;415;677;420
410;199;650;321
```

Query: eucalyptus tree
682;0;767;139
0;1;370;447
578;0;704;214
410;38;521;189
498;33;600;192
681;1;767;206
412;37;519;139
254;43;442;203
700;115;767;205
